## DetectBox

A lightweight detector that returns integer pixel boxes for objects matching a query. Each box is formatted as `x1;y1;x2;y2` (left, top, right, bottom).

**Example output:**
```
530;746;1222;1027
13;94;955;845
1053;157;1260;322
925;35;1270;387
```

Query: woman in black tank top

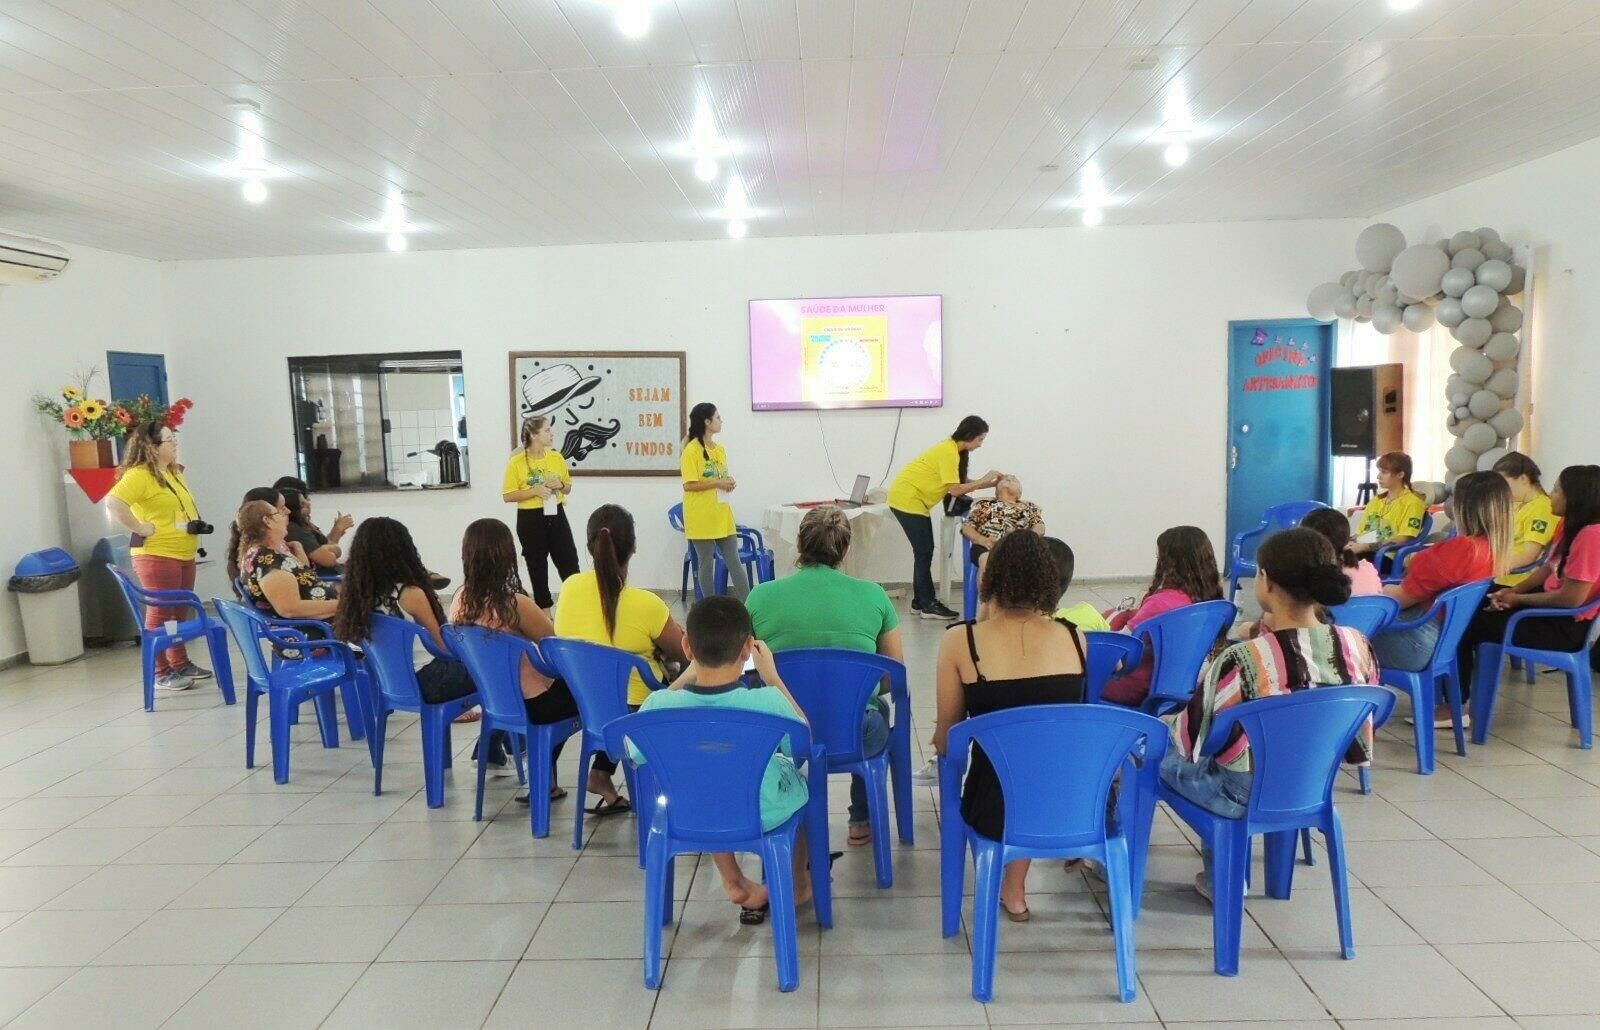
933;532;1087;921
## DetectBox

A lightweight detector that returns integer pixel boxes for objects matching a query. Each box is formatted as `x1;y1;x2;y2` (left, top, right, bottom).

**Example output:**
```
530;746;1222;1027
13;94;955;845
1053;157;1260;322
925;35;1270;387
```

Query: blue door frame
106;351;168;407
1225;319;1334;557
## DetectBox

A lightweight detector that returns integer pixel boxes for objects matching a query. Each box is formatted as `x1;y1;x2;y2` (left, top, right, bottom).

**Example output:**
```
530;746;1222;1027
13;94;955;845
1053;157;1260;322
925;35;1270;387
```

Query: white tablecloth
762;503;900;584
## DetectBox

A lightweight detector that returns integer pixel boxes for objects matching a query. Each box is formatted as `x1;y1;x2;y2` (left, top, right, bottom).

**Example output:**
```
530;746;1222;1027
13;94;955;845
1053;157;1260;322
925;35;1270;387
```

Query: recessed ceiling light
727;219;748;239
1387;0;1421;9
386;232;408;252
616;0;650;38
1163;141;1190;167
694;156;719;182
1081;207;1104;227
241;178;268;204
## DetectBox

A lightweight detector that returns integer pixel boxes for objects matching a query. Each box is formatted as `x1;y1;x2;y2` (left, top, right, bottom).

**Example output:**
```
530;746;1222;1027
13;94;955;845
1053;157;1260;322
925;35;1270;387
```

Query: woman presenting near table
889;415;1000;620
503;416;580;612
681;402;750;600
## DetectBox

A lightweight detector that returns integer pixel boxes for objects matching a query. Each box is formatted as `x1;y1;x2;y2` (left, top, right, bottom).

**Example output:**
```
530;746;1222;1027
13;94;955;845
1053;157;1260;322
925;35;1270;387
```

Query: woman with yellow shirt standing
888;415;1001;620
503;416;580;612
1351;451;1428;562
680;402;749;600
105;422;214;692
1493;451;1560;584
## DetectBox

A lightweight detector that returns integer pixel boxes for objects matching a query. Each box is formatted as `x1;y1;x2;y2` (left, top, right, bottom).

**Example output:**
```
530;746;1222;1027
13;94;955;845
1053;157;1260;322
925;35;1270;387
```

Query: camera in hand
186;519;215;536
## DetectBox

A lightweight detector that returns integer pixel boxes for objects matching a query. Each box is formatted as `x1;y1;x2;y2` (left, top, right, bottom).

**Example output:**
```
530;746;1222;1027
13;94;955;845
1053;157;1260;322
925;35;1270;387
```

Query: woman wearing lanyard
888;415;1000;620
503;416;580;612
105;422;213;691
681;402;749;600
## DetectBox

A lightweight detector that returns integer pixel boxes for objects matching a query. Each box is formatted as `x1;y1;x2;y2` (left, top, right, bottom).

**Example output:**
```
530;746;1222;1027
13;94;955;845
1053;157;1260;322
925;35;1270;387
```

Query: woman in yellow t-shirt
105;422;214;691
888;415;1001;620
503;416;580;611
680;402;748;600
1351;450;1427;559
1493;451;1560;584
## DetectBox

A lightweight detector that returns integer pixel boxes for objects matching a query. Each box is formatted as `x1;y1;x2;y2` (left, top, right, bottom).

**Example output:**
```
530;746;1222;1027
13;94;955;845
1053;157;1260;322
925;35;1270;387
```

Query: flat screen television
748;295;943;411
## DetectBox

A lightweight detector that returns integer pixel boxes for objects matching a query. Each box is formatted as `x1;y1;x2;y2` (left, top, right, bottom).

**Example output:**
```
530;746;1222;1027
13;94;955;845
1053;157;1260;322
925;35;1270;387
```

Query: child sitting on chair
638;595;814;923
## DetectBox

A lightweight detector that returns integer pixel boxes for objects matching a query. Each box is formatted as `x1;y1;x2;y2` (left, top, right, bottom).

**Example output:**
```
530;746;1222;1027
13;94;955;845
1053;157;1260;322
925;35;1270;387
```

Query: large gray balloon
1489;301;1524;333
1467;389;1502;419
1474;226;1501;244
1477;446;1509;472
1461;284;1500;319
1356;222;1407;273
1455;406;1472;420
1441;267;1476;298
1475;259;1512;292
1482;240;1513;263
1402;303;1435;333
1436;296;1467;329
1447;416;1468;437
1452;247;1486;272
1307;282;1344;321
1371;304;1403;333
1462;421;1498;453
1375;280;1400;308
1340;270;1360;289
1454;318;1493;349
1489;408;1524;438
1449;230;1481;255
1333;292;1359;319
1448;347;1471;374
1486;367;1519;399
1485;332;1520;361
1446;444;1479;473
1391;243;1451;300
1458;347;1494;383
1507;264;1527;294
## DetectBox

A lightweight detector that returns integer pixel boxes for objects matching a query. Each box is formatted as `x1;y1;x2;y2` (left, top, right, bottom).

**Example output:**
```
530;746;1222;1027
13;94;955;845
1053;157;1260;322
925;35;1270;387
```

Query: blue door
107;351;168;406
1225;320;1333;559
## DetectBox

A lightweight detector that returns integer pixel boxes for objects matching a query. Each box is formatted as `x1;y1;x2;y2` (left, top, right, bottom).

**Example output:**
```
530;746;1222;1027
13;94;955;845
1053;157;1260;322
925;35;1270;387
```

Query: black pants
522;679;620;775
1457;607;1591;700
517;507;581;609
892;509;937;608
417;658;475;704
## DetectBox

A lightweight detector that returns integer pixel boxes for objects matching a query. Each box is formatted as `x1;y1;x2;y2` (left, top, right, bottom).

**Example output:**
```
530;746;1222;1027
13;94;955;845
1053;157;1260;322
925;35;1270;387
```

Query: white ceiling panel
0;0;1594;258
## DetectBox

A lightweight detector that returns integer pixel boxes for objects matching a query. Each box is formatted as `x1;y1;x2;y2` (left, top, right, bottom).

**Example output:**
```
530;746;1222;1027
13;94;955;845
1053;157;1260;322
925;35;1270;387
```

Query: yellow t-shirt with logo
108;466;201;561
1358;489;1426;544
502;449;570;509
680;439;736;540
1498;493;1559;585
554;571;671;705
888;438;961;516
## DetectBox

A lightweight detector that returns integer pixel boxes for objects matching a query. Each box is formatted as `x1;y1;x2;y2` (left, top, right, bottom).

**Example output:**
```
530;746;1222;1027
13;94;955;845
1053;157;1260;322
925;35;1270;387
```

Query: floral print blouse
241;546;333;614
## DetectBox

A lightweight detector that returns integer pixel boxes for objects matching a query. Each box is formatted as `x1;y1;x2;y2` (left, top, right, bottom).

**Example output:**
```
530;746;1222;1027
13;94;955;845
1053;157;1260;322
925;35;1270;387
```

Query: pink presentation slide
749;295;943;410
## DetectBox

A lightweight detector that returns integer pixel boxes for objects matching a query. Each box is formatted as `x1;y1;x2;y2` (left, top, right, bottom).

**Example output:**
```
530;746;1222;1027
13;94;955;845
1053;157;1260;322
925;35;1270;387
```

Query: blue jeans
1161;747;1252;880
1373;616;1439;673
891;509;937;608
848;703;891;825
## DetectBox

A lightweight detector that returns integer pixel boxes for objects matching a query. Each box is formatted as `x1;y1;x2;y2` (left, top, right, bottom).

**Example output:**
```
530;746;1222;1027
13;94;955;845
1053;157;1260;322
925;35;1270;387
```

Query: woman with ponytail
680;402;750;600
1161;527;1380;900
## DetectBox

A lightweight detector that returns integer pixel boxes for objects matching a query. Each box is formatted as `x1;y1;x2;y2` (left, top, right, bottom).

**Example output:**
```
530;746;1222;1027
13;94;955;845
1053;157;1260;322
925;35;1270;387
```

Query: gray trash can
9;548;85;665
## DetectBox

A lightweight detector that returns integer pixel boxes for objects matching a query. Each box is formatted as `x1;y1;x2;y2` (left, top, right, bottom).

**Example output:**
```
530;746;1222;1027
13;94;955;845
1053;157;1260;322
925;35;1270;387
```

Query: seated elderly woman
746;505;904;847
235;499;338;621
962;474;1045;578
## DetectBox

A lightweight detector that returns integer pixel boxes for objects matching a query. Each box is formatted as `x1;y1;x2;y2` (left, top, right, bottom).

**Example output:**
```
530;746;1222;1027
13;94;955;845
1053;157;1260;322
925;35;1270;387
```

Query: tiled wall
386;408;455;485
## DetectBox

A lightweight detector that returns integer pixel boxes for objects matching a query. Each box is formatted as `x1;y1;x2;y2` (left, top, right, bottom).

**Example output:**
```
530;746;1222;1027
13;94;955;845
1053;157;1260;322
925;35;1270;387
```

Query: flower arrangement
33;367;194;442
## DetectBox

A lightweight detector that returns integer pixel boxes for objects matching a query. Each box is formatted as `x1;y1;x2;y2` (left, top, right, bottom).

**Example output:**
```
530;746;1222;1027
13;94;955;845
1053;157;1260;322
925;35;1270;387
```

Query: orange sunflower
63;407;87;429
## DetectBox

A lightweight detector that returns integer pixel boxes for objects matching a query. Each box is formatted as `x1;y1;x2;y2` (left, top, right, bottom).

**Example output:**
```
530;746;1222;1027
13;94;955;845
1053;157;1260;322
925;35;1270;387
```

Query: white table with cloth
760;503;907;590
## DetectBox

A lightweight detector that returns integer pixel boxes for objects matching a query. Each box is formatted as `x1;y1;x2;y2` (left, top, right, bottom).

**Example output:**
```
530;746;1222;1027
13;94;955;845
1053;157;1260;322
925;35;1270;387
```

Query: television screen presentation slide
749;295;943;411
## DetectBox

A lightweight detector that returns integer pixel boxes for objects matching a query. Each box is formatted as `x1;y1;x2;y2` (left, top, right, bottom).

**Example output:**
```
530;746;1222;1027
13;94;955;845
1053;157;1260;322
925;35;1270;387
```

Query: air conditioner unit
0;232;69;284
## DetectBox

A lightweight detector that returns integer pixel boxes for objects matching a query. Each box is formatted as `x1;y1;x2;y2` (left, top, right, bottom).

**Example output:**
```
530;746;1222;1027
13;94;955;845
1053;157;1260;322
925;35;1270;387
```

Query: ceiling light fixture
1081;207;1104;227
694;156;719;182
616;0;651;38
1163;141;1190;167
1387;0;1421;10
727;219;748;239
386;232;408;253
241;178;268;204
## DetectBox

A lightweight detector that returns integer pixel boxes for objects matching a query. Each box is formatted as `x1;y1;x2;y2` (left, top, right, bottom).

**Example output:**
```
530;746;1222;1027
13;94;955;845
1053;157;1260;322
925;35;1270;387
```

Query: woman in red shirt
1460;465;1600;697
1370;472;1514;725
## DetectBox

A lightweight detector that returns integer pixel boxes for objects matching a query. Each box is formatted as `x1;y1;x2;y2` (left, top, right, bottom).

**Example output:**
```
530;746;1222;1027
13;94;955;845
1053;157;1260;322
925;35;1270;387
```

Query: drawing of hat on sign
521;364;601;417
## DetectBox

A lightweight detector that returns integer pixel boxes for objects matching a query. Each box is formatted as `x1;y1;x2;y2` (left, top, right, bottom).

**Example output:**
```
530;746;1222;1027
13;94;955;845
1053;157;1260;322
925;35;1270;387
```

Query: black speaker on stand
1330;364;1404;506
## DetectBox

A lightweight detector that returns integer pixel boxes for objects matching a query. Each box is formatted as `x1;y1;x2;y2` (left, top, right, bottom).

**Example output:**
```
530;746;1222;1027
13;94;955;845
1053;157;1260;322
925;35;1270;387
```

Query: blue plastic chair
108;565;236;711
1471;597;1600;750
938;704;1169;1002
362;614;485;809
1374;512;1435;582
1138;600;1238;715
668;504;774;601
773;649;913;888
605;709;834;992
1373;579;1491;774
445;625;584;838
1227;501;1329;601
1327;595;1401;639
540;637;662;853
1504;554;1553;683
212;599;359;784
1160;686;1396;976
1085;632;1144;705
961;536;979;620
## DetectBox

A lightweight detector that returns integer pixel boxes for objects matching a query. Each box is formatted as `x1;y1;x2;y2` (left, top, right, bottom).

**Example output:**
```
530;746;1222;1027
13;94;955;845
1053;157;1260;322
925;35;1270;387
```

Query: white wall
0;245;168;658
1378;135;1600;476
162;220;1358;603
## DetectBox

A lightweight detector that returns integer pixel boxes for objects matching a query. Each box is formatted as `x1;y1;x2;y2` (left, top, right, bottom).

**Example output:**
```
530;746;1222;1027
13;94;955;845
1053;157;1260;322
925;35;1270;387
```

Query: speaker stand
1355;457;1378;506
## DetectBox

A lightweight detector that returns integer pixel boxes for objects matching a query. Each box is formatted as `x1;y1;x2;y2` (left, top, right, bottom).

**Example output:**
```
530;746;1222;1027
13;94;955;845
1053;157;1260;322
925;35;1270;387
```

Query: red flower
112;407;134;426
164;408;184;429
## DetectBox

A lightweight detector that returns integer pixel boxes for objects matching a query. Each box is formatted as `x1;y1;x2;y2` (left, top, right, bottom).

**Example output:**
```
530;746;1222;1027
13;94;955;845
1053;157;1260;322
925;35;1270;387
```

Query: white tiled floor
0;578;1597;1027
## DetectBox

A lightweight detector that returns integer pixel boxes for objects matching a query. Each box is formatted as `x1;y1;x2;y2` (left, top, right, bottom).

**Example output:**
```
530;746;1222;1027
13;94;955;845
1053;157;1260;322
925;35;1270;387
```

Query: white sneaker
154;671;194;692
911;758;938;782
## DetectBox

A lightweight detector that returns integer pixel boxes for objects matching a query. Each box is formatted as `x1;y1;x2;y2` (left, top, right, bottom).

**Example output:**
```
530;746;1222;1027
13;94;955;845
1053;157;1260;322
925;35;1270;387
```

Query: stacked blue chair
1138;600;1238;715
212;599;360;784
363;614;485;809
1471;597;1600;750
109;565;236;711
445;625;583;838
1227;501;1329;601
773;649;913;888
938;704;1169;1002
1085;632;1144;705
668;504;775;601
540;637;662;853
1160;686;1396;976
1375;512;1435;583
1376;579;1490;773
604;709;833;992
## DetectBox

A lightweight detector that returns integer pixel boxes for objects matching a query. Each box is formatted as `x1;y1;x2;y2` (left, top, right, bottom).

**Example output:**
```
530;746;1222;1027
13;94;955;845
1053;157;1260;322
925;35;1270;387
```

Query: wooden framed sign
508;351;686;476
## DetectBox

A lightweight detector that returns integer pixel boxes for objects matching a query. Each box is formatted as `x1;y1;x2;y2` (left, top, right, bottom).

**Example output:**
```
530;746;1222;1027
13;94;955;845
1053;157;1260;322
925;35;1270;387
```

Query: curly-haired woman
932;530;1087;922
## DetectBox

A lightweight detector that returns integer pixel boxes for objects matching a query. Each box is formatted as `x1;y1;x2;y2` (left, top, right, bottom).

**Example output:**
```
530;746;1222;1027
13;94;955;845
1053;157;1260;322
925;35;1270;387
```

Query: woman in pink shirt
1302;508;1384;596
1102;526;1225;706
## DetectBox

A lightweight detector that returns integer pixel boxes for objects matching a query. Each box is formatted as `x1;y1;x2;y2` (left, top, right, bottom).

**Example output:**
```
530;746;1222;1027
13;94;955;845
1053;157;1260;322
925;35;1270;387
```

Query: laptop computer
796;474;871;509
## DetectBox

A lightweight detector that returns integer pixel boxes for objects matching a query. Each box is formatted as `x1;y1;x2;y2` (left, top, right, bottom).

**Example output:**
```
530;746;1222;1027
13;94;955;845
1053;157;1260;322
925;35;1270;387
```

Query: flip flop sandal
550;786;568;801
453;709;483;724
847;824;872;847
739;903;769;926
587;796;633;817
